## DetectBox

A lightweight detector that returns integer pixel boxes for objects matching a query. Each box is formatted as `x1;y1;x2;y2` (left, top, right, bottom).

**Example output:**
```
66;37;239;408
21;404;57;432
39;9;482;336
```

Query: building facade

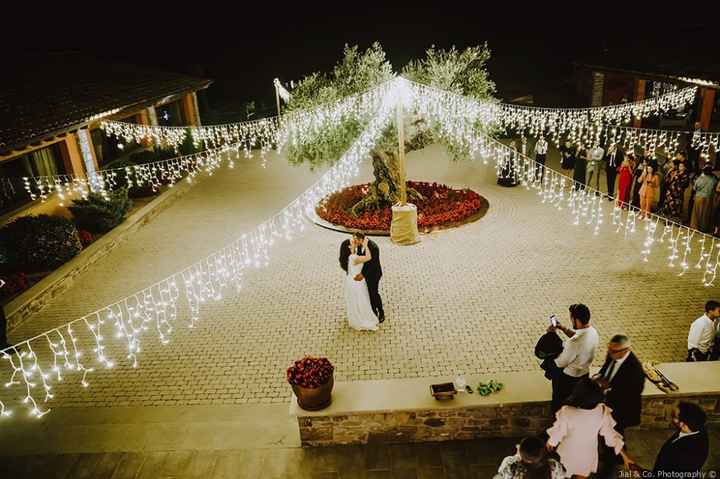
0;53;211;220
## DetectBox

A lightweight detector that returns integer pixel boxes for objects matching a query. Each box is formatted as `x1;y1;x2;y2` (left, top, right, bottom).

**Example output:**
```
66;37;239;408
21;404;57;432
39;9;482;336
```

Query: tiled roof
0;52;212;155
575;48;720;90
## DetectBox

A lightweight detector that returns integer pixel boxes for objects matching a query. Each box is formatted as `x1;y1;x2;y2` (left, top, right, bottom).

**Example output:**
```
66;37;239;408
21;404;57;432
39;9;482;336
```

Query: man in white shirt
548;303;599;413
586;144;605;192
534;136;548;183
687;300;720;361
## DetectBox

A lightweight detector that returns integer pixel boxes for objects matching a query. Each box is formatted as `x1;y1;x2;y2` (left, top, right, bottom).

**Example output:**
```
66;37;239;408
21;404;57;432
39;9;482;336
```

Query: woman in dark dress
661;160;690;221
561;139;576;170
498;139;519;187
573;145;587;189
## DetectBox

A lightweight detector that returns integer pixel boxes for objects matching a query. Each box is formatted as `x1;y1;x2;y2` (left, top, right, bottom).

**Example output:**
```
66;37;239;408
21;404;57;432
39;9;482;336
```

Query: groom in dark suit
339;232;385;322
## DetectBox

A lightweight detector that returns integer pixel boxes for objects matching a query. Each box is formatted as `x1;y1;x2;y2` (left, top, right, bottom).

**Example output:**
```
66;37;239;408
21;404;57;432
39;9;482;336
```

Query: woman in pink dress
546;378;630;478
638;164;660;219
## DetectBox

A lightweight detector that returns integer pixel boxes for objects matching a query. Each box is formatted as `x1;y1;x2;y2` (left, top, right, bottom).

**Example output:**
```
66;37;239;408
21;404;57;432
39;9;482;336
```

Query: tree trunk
350;148;423;217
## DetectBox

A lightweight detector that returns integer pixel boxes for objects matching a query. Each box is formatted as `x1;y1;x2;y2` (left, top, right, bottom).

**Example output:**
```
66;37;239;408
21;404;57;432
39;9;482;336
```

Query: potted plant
287;356;334;411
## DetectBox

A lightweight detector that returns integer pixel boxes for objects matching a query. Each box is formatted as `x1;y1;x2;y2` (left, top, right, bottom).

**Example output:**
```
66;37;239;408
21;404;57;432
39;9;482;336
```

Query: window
0;143;66;214
91;114;142;167
156;100;186;127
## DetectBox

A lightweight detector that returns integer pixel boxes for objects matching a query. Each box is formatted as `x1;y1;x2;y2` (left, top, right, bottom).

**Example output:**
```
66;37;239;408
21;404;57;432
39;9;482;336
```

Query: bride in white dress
345;238;379;331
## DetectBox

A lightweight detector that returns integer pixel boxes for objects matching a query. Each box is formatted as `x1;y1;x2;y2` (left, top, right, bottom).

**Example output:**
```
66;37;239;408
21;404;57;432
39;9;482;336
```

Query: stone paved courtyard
3;144;716;407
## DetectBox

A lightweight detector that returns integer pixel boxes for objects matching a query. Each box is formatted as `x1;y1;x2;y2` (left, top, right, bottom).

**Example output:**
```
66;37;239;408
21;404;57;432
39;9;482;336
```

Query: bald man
593;334;646;435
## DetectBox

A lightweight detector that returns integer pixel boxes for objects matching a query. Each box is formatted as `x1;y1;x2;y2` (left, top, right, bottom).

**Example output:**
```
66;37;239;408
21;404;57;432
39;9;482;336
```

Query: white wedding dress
345;254;379;331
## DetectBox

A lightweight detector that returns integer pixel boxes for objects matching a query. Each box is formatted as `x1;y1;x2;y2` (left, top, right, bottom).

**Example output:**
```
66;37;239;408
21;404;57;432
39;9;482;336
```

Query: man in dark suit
339;232;384;322
594;334;645;435
652;401;709;475
604;143;624;200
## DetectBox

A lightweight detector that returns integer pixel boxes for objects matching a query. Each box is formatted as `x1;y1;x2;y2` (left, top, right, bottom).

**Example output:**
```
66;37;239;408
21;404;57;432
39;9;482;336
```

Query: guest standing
651;402;710;476
631;157;648;208
687;300;720;361
586;144;605;192
560;139;576;170
573;145;587;190
493;436;566;479
638;164;660;219
498;140;519;187
593;335;645;435
661;160;690;221
616;158;633;209
546;378;630;479
534;136;549;183
548;304;599;413
690;164;717;232
604;143;623;200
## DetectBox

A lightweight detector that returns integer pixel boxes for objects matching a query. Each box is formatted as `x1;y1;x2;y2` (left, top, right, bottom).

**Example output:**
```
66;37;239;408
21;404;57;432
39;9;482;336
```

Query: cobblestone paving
4;144;715;407
3;428;719;478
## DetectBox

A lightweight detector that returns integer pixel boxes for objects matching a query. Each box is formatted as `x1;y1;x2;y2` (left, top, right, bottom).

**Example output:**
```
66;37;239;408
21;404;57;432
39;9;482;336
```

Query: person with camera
547;304;599;414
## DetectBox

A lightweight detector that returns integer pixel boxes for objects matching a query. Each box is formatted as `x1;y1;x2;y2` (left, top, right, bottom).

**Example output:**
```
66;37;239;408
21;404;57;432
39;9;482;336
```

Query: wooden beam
699;88;716;130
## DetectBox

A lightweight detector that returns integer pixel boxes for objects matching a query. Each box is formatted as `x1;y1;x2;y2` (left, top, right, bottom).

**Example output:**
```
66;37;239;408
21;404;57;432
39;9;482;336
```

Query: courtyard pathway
3;144;714;409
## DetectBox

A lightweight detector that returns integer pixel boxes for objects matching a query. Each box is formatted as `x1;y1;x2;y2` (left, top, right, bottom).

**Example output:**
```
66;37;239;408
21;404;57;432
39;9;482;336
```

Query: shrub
69;188;132;234
178;129;204;156
0;272;29;299
0;215;82;272
110;157;158;198
128;150;173;165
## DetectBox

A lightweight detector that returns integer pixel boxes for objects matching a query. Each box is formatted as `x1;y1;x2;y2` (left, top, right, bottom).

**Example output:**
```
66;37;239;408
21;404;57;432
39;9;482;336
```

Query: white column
191;92;202;126
147;106;159;126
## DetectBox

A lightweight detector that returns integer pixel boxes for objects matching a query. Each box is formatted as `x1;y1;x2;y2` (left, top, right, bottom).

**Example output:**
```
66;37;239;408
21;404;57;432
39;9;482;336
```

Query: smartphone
549;314;558;327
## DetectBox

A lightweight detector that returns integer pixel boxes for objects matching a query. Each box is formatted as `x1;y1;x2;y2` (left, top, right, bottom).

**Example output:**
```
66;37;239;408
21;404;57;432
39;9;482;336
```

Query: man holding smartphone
547;303;599;414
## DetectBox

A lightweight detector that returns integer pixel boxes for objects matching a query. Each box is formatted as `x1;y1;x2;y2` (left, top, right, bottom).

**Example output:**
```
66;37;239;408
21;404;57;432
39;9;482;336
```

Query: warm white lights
403;78;719;288
0;76;713;424
0;81;398;421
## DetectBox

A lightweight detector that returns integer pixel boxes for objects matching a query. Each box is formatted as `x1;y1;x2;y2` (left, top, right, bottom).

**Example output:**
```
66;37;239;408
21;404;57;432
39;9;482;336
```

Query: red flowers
317;181;487;231
287;356;334;389
78;230;94;247
0;272;29;299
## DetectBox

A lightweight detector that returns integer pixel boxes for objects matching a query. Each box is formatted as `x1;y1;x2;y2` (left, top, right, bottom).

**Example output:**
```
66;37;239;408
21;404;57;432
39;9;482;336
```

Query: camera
549;314;558;327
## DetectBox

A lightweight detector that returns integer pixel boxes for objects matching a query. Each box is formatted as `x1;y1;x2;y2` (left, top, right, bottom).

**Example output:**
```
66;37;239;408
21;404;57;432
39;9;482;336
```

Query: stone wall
298;395;720;447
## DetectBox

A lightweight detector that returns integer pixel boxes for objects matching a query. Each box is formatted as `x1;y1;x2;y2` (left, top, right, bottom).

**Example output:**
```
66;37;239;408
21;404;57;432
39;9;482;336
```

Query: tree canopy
284;42;496;214
285;42;496;167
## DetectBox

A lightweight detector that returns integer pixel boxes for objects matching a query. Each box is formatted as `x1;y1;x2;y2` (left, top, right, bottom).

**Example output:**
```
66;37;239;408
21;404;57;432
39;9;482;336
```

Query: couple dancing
339;232;385;331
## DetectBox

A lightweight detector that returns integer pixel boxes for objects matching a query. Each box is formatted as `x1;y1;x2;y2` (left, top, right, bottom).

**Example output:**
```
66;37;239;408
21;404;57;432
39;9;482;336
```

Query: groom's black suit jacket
339;239;382;279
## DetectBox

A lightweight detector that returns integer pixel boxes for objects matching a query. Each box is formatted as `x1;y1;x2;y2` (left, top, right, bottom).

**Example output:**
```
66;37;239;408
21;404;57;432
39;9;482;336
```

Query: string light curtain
0;82;399;422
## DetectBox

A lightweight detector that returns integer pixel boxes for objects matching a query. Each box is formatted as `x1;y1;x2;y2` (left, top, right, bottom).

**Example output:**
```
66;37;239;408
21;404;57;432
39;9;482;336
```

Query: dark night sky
5;4;716;118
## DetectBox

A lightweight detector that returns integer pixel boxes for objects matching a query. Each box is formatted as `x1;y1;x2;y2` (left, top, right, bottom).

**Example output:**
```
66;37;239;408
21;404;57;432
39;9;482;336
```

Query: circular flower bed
316;181;489;232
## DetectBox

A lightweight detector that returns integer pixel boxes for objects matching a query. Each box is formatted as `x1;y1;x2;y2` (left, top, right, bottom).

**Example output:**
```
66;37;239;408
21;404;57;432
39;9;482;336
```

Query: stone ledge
292;362;720;446
4;180;194;332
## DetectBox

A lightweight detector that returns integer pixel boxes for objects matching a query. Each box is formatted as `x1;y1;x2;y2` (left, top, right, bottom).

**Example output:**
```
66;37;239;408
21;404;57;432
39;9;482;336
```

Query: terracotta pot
291;374;334;411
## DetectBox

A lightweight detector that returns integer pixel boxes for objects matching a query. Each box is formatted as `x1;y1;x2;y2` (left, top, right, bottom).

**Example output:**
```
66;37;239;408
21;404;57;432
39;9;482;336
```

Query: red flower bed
316;181;488;232
0;272;29;300
78;230;94;247
287;356;334;389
